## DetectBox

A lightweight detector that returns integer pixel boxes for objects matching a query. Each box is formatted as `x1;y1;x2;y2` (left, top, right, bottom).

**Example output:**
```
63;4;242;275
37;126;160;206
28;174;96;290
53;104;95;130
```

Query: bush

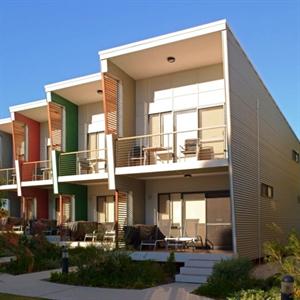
193;257;259;299
51;250;170;289
227;287;280;300
163;251;176;278
0;233;61;274
264;229;300;296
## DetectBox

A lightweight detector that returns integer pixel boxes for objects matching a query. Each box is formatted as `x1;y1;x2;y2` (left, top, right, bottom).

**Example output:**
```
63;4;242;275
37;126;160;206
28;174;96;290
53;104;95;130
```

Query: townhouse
0;20;299;261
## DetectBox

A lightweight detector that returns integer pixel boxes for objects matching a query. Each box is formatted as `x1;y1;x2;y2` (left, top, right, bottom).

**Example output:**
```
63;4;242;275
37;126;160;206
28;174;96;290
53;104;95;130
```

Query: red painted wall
14;112;40;162
14;113;40;181
22;187;48;219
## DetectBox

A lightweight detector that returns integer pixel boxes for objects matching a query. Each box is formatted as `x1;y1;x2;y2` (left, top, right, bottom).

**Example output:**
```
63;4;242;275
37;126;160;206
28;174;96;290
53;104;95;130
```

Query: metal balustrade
116;126;227;168
22;160;52;181
59;149;107;176
0;168;16;185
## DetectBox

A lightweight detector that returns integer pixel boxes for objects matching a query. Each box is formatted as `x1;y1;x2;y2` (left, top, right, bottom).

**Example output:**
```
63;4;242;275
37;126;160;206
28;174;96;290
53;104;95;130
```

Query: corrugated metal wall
226;29;300;259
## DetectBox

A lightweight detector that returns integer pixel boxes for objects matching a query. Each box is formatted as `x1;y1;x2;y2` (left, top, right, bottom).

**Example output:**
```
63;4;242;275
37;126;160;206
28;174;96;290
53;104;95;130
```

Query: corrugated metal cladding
227;30;300;259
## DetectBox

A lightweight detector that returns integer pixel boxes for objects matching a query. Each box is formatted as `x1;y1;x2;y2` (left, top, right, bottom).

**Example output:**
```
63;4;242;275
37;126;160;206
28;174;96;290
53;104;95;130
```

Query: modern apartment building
0;20;299;261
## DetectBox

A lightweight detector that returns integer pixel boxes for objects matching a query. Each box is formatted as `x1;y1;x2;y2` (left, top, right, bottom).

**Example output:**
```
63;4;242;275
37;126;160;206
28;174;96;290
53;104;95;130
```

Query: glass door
183;193;206;238
24;197;36;220
174;110;198;161
55;195;72;224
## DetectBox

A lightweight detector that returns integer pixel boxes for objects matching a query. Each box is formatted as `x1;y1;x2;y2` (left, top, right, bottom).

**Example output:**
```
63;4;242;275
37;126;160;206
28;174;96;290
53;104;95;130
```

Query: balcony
21;160;52;183
59;149;107;179
0;168;16;186
116;126;227;172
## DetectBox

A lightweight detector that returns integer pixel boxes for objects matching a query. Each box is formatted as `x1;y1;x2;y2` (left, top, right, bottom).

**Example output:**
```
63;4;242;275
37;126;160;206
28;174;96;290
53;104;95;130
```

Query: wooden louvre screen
12;120;26;161
102;73;118;135
116;191;127;248
48;102;63;151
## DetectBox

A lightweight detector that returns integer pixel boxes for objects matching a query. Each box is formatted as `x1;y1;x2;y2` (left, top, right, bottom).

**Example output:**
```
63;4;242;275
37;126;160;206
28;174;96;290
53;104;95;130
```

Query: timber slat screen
102;74;118;135
48;102;63;151
12;120;26;161
116;191;128;248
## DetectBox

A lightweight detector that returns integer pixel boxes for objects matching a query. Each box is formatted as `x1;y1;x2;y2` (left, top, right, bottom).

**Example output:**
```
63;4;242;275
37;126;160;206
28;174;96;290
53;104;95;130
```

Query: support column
21;196;26;219
114;190;119;249
59;195;63;225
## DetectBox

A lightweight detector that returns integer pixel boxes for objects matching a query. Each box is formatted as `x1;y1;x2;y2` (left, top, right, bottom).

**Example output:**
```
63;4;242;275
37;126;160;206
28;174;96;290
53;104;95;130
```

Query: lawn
0;293;47;300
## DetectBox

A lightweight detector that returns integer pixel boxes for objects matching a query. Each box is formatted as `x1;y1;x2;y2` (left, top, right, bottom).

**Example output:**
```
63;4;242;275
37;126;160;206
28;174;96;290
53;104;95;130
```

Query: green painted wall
51;93;78;152
51;183;88;221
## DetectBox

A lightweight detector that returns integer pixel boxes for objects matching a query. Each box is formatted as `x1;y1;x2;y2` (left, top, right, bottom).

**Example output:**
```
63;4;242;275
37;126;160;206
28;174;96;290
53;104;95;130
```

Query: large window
149;112;173;148
96;196;114;223
55;195;73;224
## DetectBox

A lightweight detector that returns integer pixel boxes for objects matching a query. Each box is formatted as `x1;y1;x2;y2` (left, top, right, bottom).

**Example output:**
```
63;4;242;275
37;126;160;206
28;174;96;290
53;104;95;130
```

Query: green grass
0;293;48;300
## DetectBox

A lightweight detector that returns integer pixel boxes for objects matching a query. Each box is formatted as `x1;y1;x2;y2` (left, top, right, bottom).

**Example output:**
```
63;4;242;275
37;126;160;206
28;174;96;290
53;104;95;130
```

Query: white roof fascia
99;19;227;60
9;99;48;113
0;117;11;125
45;72;101;93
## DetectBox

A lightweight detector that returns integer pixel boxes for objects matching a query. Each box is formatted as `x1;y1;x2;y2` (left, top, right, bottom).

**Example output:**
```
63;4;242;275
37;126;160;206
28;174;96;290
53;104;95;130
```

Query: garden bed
50;248;176;289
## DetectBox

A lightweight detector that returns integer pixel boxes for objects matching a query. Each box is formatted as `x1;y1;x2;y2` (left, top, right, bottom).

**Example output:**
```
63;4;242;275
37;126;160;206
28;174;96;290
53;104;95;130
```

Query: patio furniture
197;146;214;160
128;145;144;166
140;220;171;250
103;222;116;242
84;230;98;242
77;158;93;174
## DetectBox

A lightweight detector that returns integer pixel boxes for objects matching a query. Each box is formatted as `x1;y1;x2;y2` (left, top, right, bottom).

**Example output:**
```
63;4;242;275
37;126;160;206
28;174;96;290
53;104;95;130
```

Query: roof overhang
10;99;48;123
0;118;12;134
99;19;226;80
45;72;103;106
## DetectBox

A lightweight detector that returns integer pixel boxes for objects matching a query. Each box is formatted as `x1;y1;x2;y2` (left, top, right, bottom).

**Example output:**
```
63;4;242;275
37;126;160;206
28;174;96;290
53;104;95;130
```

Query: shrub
264;229;300;294
51;251;169;289
227;287;280;300
163;251;176;278
193;257;259;298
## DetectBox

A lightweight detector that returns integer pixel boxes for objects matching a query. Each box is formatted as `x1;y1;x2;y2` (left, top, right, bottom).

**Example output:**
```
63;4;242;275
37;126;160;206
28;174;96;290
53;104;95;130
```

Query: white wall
136;63;224;135
78;102;104;151
145;173;229;224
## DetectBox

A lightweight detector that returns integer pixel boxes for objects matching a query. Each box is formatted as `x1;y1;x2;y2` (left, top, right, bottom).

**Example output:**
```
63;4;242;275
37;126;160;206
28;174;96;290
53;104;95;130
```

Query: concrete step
180;266;213;276
185;259;216;268
175;274;208;284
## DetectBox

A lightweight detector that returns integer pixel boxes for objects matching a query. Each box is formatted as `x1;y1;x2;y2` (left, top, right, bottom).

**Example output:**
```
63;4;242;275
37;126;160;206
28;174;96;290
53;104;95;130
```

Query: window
261;183;274;199
96;196;114;223
149;112;173;148
88;132;105;159
292;150;299;163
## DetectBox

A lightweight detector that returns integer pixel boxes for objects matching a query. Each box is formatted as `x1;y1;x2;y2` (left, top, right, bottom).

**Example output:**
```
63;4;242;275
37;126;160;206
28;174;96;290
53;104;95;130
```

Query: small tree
264;229;300;297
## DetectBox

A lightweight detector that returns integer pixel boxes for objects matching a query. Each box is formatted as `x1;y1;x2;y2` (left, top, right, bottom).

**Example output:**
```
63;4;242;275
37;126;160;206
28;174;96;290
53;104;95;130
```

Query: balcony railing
59;149;107;176
116;126;227;168
22;160;52;181
0;168;16;185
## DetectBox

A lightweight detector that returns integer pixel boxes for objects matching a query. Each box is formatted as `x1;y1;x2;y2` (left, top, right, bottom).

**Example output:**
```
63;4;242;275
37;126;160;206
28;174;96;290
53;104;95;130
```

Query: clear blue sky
0;0;299;138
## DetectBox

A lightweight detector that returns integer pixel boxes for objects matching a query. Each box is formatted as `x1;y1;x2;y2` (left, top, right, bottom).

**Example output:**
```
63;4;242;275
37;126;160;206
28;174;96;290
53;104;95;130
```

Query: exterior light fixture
184;174;192;178
97;89;103;94
167;56;176;63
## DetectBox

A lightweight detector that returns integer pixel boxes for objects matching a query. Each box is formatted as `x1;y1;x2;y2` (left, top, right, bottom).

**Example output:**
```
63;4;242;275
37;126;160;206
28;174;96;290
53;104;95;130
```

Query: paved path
0;270;211;300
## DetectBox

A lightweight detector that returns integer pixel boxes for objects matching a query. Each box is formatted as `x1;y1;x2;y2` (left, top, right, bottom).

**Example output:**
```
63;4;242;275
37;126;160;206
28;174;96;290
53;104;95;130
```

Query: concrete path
0;270;212;300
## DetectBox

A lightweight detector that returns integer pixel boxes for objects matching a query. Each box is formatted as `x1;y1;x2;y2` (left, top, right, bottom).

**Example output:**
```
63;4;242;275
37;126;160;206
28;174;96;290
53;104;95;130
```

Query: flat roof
45;72;101;92
99;19;226;60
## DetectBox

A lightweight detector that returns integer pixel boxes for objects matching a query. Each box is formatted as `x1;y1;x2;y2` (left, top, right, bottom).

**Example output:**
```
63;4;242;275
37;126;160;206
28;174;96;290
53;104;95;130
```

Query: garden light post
61;245;69;274
281;275;294;300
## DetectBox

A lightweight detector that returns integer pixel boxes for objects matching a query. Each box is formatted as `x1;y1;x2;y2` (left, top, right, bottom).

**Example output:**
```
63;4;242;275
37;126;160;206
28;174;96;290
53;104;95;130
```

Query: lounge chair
139;220;171;250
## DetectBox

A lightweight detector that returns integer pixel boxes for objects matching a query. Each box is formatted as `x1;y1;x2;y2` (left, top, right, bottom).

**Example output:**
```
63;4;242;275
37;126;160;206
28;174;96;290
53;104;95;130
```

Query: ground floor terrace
1;171;233;252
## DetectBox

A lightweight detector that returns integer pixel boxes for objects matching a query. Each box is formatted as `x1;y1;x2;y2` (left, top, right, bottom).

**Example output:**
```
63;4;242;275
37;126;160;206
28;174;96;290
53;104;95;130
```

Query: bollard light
281;275;294;300
61;245;69;274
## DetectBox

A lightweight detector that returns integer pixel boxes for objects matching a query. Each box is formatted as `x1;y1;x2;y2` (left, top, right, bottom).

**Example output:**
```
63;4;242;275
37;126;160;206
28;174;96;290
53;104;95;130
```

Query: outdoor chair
103;222;116;242
139;220;171;250
84;230;98;242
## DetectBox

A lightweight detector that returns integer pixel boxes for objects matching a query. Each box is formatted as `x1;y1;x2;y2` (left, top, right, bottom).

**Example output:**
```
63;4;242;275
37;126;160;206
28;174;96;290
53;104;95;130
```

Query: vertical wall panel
227;30;300;259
